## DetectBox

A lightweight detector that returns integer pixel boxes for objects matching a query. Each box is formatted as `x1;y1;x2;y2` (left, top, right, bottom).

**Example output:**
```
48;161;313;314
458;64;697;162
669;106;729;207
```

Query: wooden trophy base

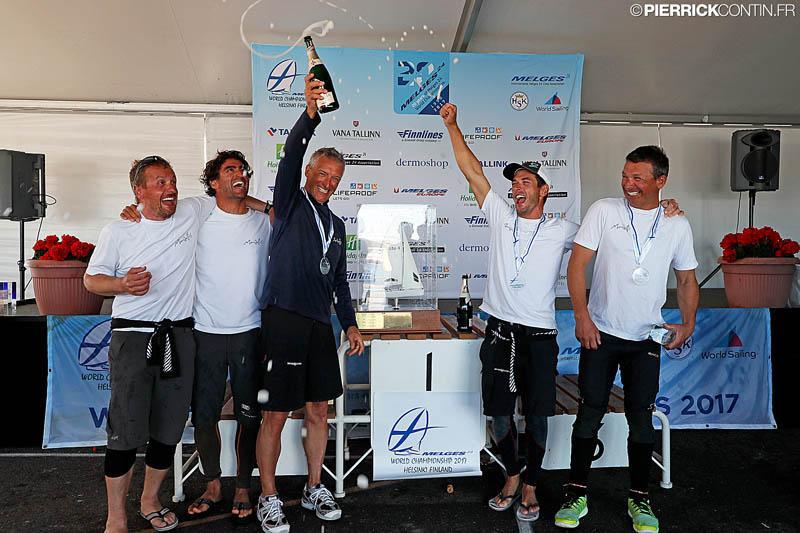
355;308;442;334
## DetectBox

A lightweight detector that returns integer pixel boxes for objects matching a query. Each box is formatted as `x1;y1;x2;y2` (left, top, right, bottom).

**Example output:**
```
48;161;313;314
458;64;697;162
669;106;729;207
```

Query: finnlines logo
347;271;375;281
397;129;444;142
464;215;488;227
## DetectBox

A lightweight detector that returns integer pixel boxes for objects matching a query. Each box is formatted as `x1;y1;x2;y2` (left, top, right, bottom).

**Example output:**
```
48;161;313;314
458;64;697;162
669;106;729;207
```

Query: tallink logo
388;407;444;455
78;319;112;371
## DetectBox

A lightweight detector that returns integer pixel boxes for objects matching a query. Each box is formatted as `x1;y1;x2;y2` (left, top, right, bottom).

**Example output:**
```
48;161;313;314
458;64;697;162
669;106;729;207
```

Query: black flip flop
139;507;179;532
231;500;254;525
187;497;220;519
516;501;541;522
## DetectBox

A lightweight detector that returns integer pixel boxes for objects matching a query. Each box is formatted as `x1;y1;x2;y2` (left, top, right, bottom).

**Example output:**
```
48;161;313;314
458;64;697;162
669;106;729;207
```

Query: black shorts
106;328;195;450
260;306;343;412
192;328;261;428
480;317;559;417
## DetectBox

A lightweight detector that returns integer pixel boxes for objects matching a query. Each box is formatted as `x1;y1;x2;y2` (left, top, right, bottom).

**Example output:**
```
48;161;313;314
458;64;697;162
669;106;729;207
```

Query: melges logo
331;182;379;201
511;73;569;87
396;129;444;142
265;59;306;108
514;134;567;143
536;93;570;112
464;126;503;142
342;152;381;166
393;187;448;197
464;215;488;228
388;407;444;455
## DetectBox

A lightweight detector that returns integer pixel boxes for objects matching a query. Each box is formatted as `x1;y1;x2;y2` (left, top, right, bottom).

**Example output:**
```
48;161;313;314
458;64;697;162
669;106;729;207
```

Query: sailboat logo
545;93;562;105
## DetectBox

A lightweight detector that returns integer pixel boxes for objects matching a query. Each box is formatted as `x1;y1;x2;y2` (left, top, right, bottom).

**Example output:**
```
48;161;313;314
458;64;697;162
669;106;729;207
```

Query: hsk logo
387;407;443;455
265;59;306;109
698;330;757;361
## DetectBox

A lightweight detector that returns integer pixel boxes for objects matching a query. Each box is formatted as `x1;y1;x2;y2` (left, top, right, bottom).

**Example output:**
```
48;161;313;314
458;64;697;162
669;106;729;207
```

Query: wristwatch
264;201;273;214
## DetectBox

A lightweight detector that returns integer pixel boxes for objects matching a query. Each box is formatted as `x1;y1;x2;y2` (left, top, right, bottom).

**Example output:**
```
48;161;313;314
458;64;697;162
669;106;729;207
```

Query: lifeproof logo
421;265;450;279
332;182;379;200
464;126;503;142
387;407;444;455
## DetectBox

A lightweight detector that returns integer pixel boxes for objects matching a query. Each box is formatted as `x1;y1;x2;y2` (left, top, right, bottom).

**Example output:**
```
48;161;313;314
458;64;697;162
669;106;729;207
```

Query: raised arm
273;74;326;218
439;103;491;208
567;243;601;349
665;269;699;350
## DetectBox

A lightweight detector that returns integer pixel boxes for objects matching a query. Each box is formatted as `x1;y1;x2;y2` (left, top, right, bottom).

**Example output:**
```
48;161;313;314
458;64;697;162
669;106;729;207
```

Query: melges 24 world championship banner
252;45;584;298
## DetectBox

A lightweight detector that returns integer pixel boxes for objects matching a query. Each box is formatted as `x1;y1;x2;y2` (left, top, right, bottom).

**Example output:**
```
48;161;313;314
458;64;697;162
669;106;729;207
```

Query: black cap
502;161;551;186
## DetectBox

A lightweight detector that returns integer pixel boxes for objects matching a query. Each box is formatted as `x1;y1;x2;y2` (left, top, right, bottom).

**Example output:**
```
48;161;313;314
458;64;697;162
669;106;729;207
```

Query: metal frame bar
451;0;484;53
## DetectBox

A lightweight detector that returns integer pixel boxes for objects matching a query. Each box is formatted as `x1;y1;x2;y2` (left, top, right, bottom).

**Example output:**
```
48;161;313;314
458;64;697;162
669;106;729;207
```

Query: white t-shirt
480;189;579;329
87;196;214;326
193;207;271;334
574;197;698;341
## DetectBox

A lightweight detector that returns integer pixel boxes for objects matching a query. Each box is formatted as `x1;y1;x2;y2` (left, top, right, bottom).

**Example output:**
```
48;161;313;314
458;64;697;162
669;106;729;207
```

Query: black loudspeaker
730;129;780;192
0;150;46;221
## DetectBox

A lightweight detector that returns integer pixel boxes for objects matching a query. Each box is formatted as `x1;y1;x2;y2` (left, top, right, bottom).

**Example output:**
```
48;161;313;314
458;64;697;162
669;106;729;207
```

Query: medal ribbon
302;188;334;259
511;213;546;284
625;200;662;266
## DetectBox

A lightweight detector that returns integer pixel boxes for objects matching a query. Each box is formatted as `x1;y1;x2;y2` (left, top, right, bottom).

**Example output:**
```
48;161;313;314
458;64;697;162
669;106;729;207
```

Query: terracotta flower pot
26;260;105;315
718;256;799;308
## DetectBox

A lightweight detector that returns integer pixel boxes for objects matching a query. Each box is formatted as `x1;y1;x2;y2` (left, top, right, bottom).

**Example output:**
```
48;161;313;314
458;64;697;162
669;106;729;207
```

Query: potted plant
718;226;800;308
26;234;105;315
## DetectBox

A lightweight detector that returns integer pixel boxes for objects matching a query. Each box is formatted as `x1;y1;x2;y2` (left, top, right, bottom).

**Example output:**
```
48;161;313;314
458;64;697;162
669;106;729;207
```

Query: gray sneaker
256;494;290;533
301;483;342;521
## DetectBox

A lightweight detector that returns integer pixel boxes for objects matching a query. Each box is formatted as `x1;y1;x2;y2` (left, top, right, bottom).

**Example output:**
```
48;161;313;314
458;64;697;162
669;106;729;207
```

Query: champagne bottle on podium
304;36;339;113
456;275;473;332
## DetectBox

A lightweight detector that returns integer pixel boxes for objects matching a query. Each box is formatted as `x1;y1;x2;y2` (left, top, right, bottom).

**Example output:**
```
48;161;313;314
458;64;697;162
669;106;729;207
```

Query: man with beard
255;73;364;533
86;156;215;532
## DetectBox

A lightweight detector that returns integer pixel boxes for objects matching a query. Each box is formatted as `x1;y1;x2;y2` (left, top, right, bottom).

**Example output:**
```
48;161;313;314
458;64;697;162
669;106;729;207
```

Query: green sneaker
627;497;659;533
554;494;588;529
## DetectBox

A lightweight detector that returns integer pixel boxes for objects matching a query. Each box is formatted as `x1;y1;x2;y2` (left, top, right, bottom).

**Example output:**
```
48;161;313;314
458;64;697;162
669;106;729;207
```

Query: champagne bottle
304;36;339;113
457;275;473;332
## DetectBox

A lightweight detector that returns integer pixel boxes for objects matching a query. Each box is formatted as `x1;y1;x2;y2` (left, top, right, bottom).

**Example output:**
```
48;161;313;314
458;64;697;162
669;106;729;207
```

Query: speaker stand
17;220;26;300
700;189;759;288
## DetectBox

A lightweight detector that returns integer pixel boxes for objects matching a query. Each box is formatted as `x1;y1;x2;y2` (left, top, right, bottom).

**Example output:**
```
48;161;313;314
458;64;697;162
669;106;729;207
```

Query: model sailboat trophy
355;204;441;333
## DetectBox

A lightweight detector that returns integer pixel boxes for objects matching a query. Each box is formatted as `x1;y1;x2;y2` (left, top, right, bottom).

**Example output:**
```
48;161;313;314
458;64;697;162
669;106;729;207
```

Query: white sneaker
256;494;290;533
301;483;342;521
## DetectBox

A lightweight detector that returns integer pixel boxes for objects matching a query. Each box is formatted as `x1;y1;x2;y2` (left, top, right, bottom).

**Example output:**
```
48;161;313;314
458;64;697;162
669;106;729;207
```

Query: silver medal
632;266;650;285
320;257;331;275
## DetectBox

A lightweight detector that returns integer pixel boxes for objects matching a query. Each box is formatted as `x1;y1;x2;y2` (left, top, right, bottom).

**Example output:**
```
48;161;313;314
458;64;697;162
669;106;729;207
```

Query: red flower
780;239;800;256
48;244;70;261
44;235;59;246
70;241;94;259
33;240;48;251
722;248;737;262
720;233;737;250
61;234;79;248
39;251;53;260
720;226;798;260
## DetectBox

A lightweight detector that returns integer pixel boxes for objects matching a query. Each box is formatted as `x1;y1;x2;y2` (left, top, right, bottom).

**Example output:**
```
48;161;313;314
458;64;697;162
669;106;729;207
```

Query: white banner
372;392;483;480
252;46;584;297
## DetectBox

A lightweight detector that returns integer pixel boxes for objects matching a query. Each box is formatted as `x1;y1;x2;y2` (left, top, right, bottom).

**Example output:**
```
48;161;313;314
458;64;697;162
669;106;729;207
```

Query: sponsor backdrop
252;45;584;297
43;308;772;448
